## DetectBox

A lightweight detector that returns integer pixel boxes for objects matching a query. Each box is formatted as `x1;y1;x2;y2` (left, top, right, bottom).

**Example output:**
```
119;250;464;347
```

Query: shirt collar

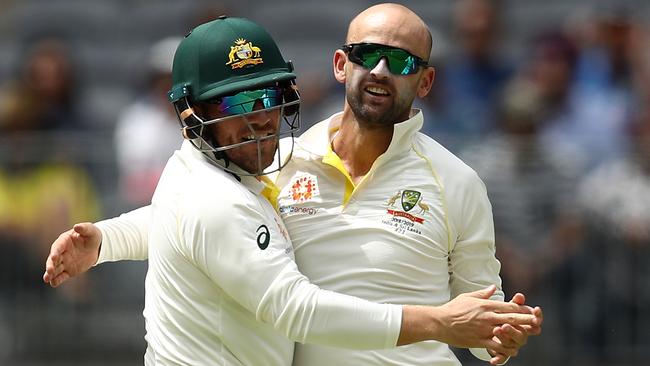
296;109;424;158
179;140;277;200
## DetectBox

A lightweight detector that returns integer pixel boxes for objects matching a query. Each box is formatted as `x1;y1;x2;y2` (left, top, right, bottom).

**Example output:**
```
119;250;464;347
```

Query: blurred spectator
421;0;512;151
0;38;101;304
461;75;584;293
114;37;183;207
512;30;610;174
0;38;81;132
460;75;585;363
0;37;100;260
571;1;643;94
575;100;650;362
543;2;645;171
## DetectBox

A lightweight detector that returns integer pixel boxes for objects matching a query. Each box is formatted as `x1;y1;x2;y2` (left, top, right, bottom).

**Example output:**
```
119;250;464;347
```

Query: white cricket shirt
99;141;401;365
274;110;504;366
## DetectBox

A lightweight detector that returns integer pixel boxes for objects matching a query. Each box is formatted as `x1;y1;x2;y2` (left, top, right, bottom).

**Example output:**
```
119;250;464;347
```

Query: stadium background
1;0;649;365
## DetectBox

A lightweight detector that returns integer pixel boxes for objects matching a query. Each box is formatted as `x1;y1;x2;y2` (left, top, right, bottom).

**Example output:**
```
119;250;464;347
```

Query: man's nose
248;99;272;126
369;57;391;79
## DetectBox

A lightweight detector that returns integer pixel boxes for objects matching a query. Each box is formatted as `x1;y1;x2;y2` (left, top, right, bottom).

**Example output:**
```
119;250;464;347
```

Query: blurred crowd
1;0;649;365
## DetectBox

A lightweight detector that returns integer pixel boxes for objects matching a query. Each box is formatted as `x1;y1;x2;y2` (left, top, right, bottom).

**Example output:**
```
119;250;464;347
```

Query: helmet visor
207;86;283;116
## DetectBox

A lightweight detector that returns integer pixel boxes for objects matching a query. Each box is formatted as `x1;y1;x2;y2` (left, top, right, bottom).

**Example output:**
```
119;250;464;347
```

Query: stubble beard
225;138;278;174
346;83;412;128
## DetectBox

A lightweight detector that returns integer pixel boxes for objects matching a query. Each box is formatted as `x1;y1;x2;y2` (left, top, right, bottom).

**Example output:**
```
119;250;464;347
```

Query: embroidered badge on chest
383;190;429;233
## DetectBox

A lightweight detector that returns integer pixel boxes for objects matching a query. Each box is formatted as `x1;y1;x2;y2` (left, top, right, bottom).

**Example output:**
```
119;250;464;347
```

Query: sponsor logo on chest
289;174;319;203
278;172;321;215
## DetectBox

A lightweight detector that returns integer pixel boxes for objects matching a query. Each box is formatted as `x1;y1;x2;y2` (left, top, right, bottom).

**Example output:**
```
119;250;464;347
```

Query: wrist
425;305;444;343
398;305;442;346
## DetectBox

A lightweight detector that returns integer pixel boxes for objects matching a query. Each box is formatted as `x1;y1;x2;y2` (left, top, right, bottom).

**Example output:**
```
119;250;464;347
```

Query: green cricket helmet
168;16;300;176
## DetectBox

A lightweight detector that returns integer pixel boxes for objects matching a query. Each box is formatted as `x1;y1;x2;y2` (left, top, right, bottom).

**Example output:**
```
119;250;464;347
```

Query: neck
332;108;395;184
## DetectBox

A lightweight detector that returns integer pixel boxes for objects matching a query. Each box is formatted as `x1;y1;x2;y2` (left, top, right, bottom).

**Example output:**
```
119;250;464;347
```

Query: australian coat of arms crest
226;38;263;69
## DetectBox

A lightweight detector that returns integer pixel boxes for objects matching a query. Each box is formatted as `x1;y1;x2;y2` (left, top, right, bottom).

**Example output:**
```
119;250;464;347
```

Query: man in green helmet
43;13;542;366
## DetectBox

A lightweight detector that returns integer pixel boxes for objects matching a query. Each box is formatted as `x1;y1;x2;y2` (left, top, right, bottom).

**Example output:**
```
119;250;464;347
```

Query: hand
432;285;540;354
42;223;102;287
487;293;544;365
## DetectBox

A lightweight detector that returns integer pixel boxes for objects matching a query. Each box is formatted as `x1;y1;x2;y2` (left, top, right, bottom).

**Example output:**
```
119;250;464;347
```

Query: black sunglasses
341;42;429;75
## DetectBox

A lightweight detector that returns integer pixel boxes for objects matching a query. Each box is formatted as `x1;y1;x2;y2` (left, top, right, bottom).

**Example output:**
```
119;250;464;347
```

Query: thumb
466;284;497;299
73;222;94;237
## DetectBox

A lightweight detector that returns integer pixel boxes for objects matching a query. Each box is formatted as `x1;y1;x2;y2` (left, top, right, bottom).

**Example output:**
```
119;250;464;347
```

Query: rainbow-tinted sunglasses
341;42;429;75
207;86;283;116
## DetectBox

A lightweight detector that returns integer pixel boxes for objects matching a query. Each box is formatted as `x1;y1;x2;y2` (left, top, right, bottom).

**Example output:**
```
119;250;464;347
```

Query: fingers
43;257;66;282
491;299;537;315
43;265;69;287
518;306;543;335
483;338;519;360
533;306;543;325
43;270;53;283
464;284;497;299
490;353;508;366
510;292;525;305
487;304;543;365
519;324;542;336
49;272;71;288
49;230;73;258
43;229;74;284
43;249;63;283
493;312;539;327
45;251;60;273
494;323;527;348
487;324;527;365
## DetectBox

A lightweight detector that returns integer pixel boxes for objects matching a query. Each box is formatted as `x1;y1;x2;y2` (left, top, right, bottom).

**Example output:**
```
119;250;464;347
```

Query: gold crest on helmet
226;38;263;69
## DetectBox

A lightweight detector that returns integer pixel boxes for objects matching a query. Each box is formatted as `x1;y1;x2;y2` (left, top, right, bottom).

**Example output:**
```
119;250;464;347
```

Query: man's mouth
242;132;273;142
365;86;390;96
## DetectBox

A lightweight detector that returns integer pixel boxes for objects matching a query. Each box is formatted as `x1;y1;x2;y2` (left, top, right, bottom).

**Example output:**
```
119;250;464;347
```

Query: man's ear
417;66;435;98
333;49;347;84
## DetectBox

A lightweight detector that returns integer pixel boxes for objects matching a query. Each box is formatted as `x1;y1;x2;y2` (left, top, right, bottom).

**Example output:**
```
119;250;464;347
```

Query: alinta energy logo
289;174;319;204
386;189;429;223
226;38;264;69
278;173;321;216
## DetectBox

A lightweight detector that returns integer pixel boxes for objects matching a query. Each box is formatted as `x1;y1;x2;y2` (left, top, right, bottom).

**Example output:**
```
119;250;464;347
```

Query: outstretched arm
43;206;151;287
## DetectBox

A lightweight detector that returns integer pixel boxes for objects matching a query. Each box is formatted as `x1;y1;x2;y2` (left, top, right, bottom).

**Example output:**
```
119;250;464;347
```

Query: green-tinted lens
383;50;418;75
213;87;283;116
349;44;422;75
358;51;382;69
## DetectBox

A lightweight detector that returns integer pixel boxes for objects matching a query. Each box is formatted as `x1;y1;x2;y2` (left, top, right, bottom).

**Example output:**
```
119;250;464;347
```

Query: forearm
397;305;441;346
95;206;151;264
259;267;402;350
396;286;539;354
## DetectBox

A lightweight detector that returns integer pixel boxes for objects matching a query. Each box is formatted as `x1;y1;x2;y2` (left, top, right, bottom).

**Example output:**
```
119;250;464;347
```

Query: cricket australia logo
386;189;429;224
226;38;263;69
400;190;421;212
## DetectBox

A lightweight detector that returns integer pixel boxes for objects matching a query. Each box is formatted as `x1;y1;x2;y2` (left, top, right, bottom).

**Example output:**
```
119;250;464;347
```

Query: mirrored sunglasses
341;42;428;75
207;86;284;116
